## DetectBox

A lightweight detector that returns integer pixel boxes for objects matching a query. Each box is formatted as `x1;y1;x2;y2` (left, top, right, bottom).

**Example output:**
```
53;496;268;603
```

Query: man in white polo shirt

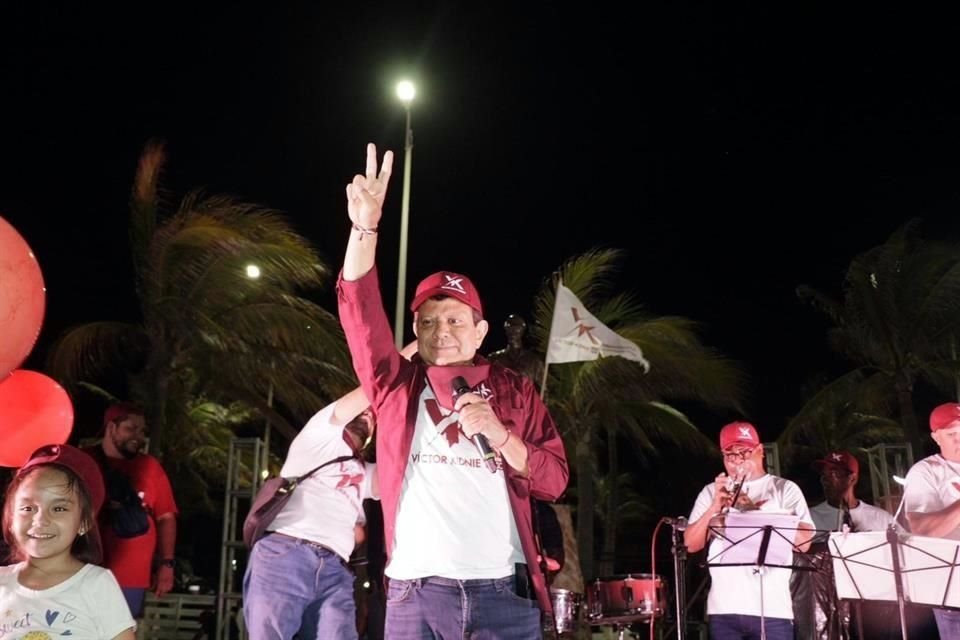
807;450;893;639
685;421;814;640
904;402;960;638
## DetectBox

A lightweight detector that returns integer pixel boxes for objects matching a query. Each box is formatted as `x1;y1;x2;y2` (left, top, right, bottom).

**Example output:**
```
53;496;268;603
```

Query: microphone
840;500;855;532
452;376;498;473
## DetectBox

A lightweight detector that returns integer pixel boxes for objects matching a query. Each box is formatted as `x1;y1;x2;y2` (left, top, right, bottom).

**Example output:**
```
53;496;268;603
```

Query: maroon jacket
337;267;569;612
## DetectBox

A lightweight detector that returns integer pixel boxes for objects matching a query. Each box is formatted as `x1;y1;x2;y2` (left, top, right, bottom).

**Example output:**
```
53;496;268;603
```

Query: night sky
4;4;960;438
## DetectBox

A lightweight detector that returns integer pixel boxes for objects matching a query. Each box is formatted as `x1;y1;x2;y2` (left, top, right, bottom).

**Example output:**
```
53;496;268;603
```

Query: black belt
268;531;345;563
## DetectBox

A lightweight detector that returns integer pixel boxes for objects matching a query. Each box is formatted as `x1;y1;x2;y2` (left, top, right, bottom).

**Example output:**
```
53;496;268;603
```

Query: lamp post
245;263;273;452
393;79;415;348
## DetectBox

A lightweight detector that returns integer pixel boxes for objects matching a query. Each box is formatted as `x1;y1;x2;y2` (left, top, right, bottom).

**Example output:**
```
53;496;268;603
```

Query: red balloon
0;216;46;380
0;370;74;467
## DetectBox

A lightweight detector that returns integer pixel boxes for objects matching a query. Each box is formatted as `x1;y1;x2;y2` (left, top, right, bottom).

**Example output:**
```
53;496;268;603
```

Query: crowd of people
4;142;960;640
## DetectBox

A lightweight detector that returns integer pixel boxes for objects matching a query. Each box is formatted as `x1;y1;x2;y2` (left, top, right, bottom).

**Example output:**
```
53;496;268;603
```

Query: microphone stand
670;517;688;640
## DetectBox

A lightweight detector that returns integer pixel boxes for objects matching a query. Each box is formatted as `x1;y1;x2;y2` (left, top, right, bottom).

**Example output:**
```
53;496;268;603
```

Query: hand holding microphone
452;376;499;473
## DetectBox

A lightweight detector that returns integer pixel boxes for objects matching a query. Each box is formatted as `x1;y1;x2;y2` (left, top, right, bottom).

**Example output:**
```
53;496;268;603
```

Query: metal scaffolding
865;442;914;516
216;436;269;640
763;441;781;477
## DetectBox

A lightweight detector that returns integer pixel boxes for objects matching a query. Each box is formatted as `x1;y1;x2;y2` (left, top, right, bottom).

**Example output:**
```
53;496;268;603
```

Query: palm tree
796;219;960;458
46;140;354;466
778;370;904;463
528;248;749;579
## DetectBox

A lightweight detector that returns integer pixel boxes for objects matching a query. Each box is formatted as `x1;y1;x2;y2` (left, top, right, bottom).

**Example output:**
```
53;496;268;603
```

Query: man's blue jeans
121;587;146;618
935;607;960;639
384;574;542;639
709;613;793;640
242;533;357;640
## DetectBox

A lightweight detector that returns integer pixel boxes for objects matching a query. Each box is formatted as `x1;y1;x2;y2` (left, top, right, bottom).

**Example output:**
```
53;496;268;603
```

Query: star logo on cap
440;274;467;295
739;426;752;438
830;453;843;462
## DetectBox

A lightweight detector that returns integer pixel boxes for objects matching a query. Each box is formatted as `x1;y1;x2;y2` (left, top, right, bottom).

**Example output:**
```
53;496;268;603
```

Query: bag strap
293;455;355;483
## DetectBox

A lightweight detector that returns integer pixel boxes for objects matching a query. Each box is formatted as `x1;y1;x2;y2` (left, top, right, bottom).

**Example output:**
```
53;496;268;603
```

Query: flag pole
540;276;561;400
539;361;550;400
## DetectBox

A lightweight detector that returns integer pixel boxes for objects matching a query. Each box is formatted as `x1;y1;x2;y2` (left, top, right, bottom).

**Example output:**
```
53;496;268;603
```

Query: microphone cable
650;517;666;640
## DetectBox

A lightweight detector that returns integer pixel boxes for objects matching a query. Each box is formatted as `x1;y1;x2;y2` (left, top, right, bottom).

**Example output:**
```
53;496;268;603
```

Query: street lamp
393;79;415;348
245;262;272;451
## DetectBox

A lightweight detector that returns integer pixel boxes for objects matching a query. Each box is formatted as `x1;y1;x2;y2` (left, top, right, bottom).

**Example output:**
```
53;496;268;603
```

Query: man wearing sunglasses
684;421;814;640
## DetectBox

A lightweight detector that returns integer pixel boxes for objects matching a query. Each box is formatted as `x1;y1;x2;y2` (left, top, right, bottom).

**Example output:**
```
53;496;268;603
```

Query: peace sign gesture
346;143;394;232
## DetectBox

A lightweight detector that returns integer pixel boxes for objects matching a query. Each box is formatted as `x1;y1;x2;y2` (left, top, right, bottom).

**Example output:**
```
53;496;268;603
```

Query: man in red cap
810;451;893;537
808;451;894;640
336;143;568;639
903;402;960;637
684;421;814;640
84;402;178;620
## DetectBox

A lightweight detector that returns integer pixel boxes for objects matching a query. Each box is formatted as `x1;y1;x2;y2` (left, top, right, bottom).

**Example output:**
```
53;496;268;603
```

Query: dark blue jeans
709;614;793;640
121;587;146;618
934;607;960;639
384;575;542;639
242;533;357;640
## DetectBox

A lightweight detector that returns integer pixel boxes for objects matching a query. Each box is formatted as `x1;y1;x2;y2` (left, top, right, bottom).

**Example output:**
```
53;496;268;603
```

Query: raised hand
346;143;394;232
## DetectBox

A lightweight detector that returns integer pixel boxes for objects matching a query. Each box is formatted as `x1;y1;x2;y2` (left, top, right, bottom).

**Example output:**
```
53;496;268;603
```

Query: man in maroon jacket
337;143;569;638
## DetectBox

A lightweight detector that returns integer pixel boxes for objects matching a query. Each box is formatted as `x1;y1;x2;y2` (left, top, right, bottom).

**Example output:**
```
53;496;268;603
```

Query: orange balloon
0;370;74;467
0;216;46;380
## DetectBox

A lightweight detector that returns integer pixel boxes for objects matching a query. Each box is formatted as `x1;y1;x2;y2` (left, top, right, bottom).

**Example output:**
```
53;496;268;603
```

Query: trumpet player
685;421;814;640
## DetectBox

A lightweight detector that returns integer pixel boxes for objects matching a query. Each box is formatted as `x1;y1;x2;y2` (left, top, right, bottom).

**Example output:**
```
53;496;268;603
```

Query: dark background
3;8;959;635
3;4;960;440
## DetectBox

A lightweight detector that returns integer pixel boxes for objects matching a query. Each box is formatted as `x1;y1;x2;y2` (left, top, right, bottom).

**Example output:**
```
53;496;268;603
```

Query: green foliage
45;141;354;517
796;220;960;458
528;247;748;578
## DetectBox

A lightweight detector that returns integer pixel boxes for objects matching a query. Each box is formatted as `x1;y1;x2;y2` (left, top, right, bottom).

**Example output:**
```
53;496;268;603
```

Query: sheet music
712;511;801;566
831;530;960;608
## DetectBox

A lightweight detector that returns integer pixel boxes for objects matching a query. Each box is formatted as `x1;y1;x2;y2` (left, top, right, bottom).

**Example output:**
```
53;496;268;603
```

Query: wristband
494;430;511;449
352;222;378;239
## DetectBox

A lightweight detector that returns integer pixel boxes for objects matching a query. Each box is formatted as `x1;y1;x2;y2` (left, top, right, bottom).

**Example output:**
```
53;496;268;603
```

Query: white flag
546;283;651;371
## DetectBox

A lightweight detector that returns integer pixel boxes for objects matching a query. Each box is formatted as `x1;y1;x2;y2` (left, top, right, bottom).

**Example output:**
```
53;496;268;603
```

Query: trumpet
722;468;746;513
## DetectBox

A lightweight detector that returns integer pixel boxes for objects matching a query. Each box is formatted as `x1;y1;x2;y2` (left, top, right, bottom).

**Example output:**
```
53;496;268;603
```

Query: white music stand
830;526;960;640
714;512;801;567
707;511;813;640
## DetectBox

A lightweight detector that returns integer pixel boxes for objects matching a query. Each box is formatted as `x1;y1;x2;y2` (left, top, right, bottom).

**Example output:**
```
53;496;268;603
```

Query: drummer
684;421;814;640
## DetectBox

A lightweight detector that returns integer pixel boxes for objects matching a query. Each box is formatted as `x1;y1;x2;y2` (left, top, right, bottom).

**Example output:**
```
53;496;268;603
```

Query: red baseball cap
410;271;483;316
719;421;760;451
18;444;106;514
930;403;960;432
813;450;859;475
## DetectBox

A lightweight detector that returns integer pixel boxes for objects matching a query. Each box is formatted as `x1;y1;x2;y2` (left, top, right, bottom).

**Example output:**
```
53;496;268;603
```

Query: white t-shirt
386;384;523;580
903;454;960;540
0;562;135;639
809;500;894;543
269;402;377;561
689;473;813;620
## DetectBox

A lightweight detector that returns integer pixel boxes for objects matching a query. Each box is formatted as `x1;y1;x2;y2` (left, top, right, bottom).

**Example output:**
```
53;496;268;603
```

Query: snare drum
549;588;583;634
586;574;667;625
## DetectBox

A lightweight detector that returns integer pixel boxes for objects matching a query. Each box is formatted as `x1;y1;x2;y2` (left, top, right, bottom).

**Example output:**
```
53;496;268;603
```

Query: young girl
0;443;136;639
